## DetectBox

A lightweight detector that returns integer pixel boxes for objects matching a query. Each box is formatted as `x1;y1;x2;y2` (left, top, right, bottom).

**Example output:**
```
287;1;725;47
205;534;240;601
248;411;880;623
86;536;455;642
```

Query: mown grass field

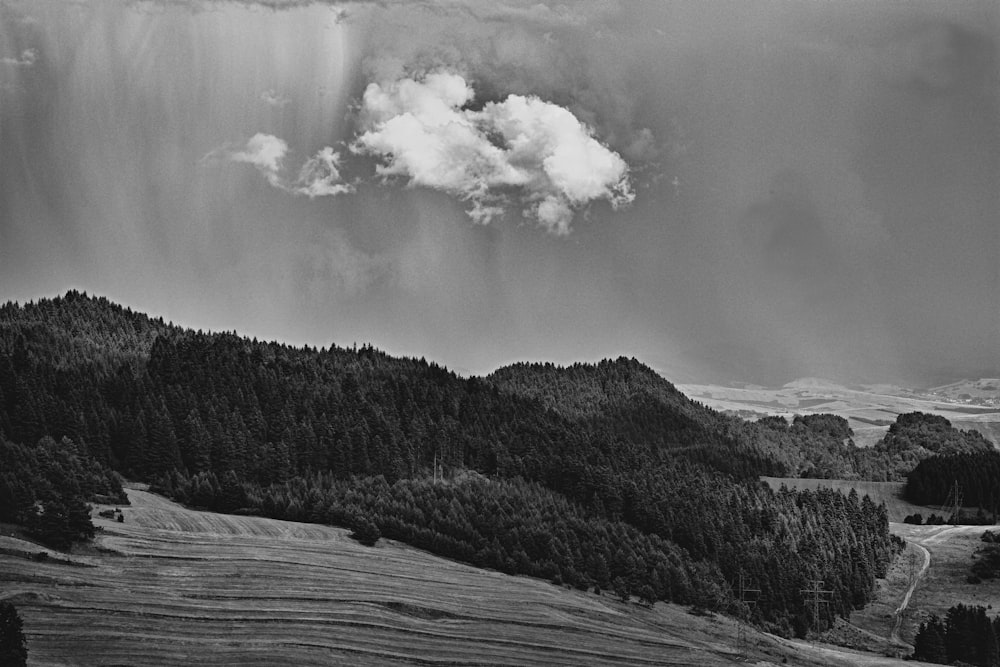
0;489;940;666
761;477;929;523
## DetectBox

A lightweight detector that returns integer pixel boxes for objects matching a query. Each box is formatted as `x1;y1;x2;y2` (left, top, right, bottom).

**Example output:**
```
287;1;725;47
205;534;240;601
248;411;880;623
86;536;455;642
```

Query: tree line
0;434;125;550
0;601;27;667
913;604;1000;666
906;450;1000;515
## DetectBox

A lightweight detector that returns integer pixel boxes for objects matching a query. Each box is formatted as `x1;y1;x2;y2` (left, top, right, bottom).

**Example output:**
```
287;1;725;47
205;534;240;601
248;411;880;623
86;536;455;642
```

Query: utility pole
800;579;832;633
735;569;760;661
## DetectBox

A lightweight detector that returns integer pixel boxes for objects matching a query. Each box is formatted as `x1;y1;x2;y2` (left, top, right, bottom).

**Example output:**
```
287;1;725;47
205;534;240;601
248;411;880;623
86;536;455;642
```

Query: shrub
349;517;381;547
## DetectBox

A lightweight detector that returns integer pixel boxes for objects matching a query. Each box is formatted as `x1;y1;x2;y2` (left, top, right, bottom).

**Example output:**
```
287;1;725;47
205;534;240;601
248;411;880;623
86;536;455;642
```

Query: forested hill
488;359;778;479
0;290;173;373
2;291;899;636
2;292;779;482
489;360;706;421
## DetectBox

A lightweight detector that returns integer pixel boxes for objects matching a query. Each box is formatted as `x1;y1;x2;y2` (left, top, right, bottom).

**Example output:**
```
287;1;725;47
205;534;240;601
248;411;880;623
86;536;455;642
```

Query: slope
0;489;933;667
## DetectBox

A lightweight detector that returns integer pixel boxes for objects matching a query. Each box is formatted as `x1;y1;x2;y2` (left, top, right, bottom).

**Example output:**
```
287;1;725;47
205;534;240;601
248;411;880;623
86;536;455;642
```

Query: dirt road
889;523;994;645
890;542;930;644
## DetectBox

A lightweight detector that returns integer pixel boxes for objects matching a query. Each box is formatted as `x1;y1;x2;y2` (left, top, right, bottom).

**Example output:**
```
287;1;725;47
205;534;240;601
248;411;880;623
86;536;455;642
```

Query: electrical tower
734;569;760;661
940;480;963;523
432;452;443;483
800;579;832;633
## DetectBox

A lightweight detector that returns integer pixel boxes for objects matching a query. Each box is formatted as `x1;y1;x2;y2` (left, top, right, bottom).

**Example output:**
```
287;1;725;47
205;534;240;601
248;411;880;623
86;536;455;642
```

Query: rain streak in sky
0;0;997;386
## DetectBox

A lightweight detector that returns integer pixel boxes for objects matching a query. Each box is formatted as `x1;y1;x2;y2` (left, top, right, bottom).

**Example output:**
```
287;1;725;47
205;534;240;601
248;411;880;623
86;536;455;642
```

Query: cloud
229;133;289;187
260;88;290;107
1;48;37;67
216;134;354;197
351;70;633;234
293;146;353;198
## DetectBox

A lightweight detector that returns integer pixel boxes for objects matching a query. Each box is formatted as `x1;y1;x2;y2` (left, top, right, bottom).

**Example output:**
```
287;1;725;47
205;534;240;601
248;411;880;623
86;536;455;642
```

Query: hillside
0;489;936;666
761;478;924;524
0;292;901;635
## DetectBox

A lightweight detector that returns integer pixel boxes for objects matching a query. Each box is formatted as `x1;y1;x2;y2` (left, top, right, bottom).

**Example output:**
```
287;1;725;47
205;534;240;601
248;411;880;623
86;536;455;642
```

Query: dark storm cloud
851;16;1000;383
0;0;996;386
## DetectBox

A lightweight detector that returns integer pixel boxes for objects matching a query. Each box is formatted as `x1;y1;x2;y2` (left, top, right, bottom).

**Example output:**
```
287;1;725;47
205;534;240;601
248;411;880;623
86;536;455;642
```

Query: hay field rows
2;490;746;666
1;489;943;666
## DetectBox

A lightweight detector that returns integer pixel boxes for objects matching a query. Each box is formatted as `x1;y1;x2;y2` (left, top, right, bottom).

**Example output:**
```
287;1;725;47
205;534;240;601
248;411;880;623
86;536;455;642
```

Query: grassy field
0;489;946;666
760;477;930;523
838;540;929;652
889;523;1000;644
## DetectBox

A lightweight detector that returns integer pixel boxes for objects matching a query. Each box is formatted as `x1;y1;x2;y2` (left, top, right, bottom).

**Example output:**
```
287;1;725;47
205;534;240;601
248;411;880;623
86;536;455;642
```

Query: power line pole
734;569;760;661
800;579;832;633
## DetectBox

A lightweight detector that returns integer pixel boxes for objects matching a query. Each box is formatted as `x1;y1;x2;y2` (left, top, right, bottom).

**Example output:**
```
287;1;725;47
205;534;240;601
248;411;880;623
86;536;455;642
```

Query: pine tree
0;601;28;666
913;616;947;664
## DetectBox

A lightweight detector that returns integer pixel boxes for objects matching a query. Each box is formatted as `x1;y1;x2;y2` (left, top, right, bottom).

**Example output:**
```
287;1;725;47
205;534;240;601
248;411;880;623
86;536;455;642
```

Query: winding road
889;524;994;645
890;541;930;644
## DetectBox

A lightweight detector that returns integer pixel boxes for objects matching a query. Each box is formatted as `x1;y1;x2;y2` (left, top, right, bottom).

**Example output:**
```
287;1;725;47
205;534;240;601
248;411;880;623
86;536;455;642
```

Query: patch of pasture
761;478;930;523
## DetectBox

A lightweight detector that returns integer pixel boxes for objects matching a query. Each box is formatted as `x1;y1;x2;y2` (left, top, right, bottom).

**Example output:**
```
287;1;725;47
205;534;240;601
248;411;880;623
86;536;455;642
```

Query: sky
0;0;997;386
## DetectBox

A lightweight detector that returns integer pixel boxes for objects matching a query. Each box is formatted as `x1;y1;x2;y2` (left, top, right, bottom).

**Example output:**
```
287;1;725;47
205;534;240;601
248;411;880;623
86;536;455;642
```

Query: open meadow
0;489;942;666
760;477;927;523
890;523;1000;643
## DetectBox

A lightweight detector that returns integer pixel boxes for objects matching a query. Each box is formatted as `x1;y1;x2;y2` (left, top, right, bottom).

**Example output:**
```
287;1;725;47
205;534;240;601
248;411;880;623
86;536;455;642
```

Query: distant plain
678;378;1000;447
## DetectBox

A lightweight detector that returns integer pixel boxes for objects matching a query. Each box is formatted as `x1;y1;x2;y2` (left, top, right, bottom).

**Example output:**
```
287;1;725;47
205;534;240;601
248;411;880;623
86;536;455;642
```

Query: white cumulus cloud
220;134;353;198
351;71;633;235
293;146;353;198
229;133;289;187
